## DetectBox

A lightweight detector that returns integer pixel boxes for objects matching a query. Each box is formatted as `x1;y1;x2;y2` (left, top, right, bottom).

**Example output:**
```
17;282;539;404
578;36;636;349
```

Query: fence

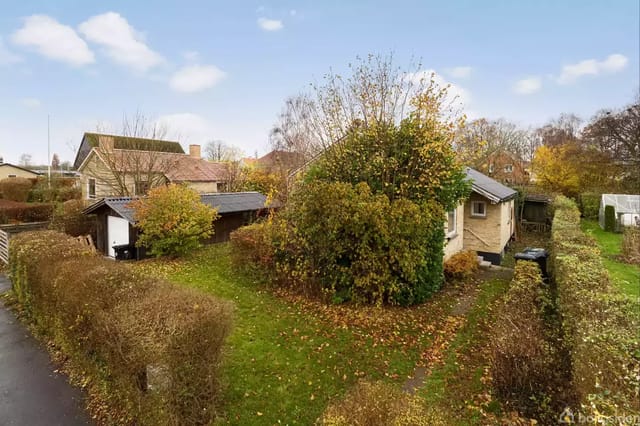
0;222;50;264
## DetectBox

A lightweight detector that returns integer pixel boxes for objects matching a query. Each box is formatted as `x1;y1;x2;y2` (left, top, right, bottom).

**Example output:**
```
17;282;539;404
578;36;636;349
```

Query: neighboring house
0;162;41;179
457;168;517;264
480;151;529;186
74;132;228;199
83;191;270;258
599;194;640;230
243;150;306;174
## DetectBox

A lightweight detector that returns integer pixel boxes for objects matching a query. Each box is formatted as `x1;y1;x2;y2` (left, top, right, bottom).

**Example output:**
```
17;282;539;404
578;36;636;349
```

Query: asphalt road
0;274;91;425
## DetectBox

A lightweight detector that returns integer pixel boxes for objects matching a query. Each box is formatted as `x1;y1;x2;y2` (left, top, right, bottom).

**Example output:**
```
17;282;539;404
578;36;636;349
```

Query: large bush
551;196;639;417
48;199;96;238
443;250;478;281
578;192;599;220
0;177;34;202
130;184;218;257
8;230;233;424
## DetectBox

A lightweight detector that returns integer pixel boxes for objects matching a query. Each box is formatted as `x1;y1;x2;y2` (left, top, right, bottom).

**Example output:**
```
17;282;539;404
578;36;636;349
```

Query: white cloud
78;12;163;72
405;69;471;109
0;37;21;65
20;97;41;108
447;66;472;79
257;18;283;31
513;76;542;95
169;65;226;93
11;15;94;66
557;53;628;84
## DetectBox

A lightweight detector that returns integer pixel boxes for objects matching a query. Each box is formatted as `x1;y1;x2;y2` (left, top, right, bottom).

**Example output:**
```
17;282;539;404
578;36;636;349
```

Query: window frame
446;208;457;238
504;164;513;173
88;178;96;199
471;200;487;218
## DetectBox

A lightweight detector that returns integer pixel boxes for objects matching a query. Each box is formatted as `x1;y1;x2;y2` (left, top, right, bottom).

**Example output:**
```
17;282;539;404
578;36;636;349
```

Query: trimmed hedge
0;201;53;224
491;260;563;421
604;204;616;232
578;192;600;220
8;231;232;425
551;196;639;417
0;177;33;202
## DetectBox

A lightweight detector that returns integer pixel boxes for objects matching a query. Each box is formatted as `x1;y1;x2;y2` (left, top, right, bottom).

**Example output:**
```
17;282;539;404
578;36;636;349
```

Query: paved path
0;275;91;425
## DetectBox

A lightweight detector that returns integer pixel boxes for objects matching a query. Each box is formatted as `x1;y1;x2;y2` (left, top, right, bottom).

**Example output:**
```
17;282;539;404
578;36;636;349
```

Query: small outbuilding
599;194;640;229
83;191;270;259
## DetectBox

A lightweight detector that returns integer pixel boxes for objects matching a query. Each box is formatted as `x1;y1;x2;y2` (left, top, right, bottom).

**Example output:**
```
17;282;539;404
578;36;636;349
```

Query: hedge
0;201;53;224
604;204;616;232
578;192;600;220
0;177;33;202
491;260;561;420
8;231;233;425
551;196;639;417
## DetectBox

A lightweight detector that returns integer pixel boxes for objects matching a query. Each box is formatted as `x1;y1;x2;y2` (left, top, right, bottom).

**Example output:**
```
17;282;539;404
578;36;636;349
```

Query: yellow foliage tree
532;144;580;197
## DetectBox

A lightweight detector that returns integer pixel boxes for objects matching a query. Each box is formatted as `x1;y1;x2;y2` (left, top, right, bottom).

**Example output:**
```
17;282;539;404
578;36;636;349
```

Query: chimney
189;144;201;159
98;135;115;152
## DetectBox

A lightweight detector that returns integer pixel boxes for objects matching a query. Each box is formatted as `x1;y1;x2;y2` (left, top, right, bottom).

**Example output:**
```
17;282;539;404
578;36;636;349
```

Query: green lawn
133;244;512;425
581;220;640;299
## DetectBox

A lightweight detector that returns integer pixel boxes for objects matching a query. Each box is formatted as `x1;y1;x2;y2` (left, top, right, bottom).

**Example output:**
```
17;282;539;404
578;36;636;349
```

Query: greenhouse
599;194;640;230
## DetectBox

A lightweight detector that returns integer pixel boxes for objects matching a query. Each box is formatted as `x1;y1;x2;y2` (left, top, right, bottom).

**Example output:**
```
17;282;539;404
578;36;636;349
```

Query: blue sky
0;0;638;164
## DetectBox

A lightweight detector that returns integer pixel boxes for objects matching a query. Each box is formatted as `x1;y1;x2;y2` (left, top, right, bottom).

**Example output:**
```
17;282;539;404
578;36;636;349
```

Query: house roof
74;132;185;168
466;167;517;203
82;191;269;224
0;163;42;176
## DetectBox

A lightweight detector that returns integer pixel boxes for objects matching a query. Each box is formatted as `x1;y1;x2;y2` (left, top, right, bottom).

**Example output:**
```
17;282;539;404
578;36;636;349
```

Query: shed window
471;201;486;217
8;174;16;178
446;209;457;237
88;178;96;199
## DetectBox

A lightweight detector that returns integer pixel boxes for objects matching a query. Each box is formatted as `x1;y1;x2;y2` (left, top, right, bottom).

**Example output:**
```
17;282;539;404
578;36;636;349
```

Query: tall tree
19;153;32;167
51;153;60;170
204;140;243;162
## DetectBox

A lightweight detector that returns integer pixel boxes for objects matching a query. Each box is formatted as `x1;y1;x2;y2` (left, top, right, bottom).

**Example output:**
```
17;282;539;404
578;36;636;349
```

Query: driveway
0;274;91;425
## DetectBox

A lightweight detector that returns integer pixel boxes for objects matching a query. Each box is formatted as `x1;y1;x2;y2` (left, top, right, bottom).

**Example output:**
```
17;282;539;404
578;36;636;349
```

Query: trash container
514;247;549;280
113;244;135;260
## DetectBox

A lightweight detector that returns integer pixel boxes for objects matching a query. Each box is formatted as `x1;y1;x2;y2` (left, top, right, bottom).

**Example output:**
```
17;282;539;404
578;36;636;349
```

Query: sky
0;0;638;165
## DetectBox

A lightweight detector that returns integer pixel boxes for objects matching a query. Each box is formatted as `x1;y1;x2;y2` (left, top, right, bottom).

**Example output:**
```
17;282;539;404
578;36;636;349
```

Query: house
479;151;530;186
599;194;640;230
82;192;271;258
0;162;41;180
242;150;306;174
74;132;229;200
445;168;517;265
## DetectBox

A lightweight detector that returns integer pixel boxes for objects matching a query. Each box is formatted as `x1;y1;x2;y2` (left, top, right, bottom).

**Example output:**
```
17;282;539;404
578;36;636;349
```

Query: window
88;178;96;199
504;164;513;173
471;201;486;217
8;174;16;178
446;208;457;237
135;180;150;195
488;164;494;174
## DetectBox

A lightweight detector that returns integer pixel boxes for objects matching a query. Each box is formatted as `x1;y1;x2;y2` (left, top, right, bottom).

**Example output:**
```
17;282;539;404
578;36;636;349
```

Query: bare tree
204;140;244;162
84;111;180;196
270;53;462;162
19;153;32;167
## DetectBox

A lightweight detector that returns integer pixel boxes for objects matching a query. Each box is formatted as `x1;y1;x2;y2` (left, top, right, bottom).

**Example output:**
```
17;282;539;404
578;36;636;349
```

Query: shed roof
466;167;517;203
83;192;269;224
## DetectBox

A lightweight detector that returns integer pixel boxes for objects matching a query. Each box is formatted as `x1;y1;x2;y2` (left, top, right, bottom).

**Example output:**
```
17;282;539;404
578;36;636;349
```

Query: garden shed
83;191;271;259
599;194;640;230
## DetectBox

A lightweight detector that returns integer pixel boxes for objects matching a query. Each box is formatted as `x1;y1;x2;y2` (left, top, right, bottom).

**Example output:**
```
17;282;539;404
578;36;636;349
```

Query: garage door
107;216;130;258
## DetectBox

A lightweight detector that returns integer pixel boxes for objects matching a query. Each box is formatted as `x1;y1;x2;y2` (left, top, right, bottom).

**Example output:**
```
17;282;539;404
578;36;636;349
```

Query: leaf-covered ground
133;244;514;425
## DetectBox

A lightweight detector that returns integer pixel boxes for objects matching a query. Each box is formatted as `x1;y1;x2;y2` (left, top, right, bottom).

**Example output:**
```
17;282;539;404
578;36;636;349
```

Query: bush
49;199;96;238
491;261;559;419
317;381;444;425
8;230;233;425
621;226;640;264
551;196;639;417
278;181;445;306
0;201;54;224
443;250;478;281
578;192;600;220
604;204;616;232
130;184;218;257
0;177;33;202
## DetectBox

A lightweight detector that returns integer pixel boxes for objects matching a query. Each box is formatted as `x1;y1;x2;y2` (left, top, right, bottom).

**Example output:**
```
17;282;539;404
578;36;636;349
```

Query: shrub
130;184;218;257
0;177;33;202
8;230;233;425
48;199;96;238
578;192;600;220
317;381;444;425
282;181;445;305
443;250;478;281
621;226;640;264
491;261;559;419
551;196;639;417
604;204;616;232
0;202;54;224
